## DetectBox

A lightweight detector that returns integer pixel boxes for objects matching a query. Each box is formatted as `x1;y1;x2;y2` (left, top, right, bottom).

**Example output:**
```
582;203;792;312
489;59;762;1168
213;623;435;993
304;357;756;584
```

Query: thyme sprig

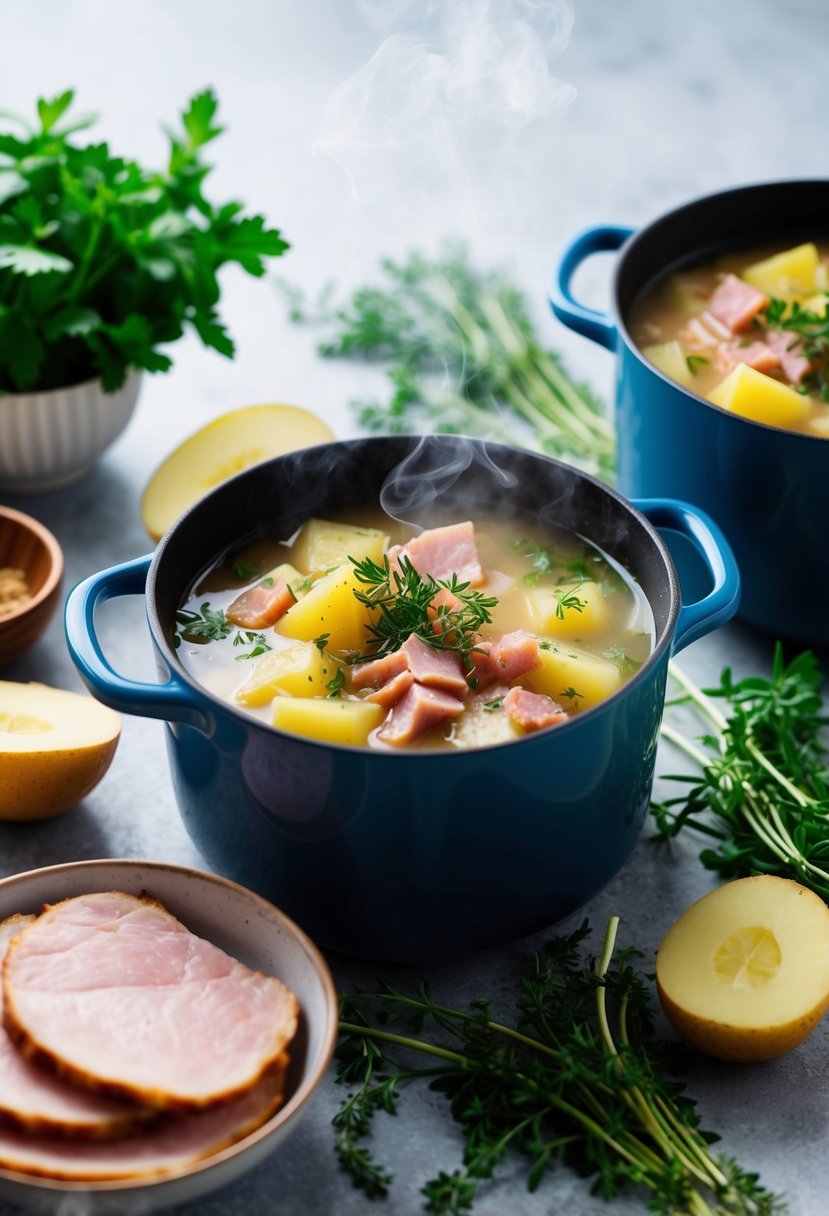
653;646;829;898
350;554;496;668
761;295;829;400
335;918;782;1215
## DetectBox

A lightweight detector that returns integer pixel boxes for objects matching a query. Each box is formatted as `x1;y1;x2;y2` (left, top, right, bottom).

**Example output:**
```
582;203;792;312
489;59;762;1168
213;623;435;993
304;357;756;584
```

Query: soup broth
175;509;653;751
630;239;829;436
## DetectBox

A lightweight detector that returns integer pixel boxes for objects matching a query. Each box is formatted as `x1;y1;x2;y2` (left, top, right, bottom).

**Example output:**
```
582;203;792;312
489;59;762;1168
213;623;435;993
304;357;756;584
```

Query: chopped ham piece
393;521;483;586
378;684;464;746
489;630;540;683
400;634;468;697
226;578;295;629
715;341;780;374
764;330;815;384
705;273;768;334
503;687;569;733
350;648;409;691
466;640;497;689
0;1070;285;1180
0;916;153;1140
428;585;463;637
679;316;720;350
365;668;414;707
3;892;299;1112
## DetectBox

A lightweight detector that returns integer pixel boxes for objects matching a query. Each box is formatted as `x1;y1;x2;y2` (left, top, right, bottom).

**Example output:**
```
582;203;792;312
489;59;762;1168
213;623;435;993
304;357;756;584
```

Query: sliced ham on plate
3;892;299;1112
0;915;154;1140
0;1070;285;1180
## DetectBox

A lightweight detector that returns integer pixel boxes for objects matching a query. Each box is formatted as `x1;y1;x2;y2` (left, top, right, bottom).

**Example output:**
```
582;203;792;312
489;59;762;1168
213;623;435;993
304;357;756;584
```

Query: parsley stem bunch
654;648;829;898
334;919;781;1215
281;244;615;480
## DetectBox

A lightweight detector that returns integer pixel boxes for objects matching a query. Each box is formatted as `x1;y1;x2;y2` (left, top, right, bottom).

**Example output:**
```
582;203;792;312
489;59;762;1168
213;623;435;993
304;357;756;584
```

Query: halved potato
0;681;121;820
140;404;335;541
656;875;829;1062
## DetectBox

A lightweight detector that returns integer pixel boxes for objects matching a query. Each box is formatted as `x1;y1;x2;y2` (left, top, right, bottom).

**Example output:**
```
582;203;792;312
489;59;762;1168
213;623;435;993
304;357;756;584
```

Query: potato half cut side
140;403;335;541
656;875;829;1062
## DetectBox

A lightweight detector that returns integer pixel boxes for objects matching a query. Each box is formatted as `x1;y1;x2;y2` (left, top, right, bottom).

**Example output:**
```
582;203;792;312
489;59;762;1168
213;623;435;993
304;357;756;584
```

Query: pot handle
64;554;211;731
633;499;741;654
548;224;634;351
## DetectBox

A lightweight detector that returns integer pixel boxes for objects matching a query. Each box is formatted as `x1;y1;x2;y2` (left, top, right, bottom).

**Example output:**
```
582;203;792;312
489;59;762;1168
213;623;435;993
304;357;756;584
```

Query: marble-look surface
0;1;827;1212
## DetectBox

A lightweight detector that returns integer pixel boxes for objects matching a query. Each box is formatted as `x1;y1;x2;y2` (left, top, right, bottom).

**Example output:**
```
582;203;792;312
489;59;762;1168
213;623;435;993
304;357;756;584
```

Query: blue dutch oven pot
550;179;829;646
65;436;739;960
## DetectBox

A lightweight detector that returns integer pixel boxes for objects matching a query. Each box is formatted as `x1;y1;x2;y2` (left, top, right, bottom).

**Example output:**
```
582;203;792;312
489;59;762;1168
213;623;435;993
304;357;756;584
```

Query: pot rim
614;177;829;443
145;436;682;756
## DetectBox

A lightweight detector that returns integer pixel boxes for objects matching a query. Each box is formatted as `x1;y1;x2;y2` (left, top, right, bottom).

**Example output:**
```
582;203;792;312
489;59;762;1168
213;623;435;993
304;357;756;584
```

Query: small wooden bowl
0;507;63;667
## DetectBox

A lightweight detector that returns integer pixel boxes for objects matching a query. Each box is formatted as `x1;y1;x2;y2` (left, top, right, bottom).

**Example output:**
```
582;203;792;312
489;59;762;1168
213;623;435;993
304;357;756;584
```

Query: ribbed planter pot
0;371;143;493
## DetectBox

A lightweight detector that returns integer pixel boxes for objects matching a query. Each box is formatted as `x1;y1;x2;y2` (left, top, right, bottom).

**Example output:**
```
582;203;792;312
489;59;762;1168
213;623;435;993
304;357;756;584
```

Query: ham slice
400;634;468;697
226;578;296;629
0;915;153;1140
0;1070;284;1180
378;683;464;745
503;687;569;732
392;521;483;586
3;892;299;1112
489;630;540;683
764;330;815;384
705;273;768;334
715;341;779;374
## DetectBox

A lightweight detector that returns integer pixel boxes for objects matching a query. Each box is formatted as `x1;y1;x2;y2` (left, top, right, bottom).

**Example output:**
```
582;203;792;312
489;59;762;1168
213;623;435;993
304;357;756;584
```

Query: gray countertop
1;1;828;1212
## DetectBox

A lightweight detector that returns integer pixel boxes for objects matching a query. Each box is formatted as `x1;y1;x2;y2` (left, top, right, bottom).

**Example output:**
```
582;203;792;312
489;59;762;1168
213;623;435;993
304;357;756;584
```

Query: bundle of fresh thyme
279;244;615;480
654;647;829;898
335;917;782;1215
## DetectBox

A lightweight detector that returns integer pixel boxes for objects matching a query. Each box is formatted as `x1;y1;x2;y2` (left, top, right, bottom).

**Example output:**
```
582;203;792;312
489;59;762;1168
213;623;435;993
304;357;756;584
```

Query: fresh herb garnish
174;602;232;643
335;917;781;1215
280;244;614;480
313;632;331;652
232;630;272;660
232;563;254;581
654;646;829;899
559;686;581;702
686;354;710;374
552;578;586;621
350;554;497;668
761;295;829;400
0;89;288;393
326;667;346;697
482;697;504;711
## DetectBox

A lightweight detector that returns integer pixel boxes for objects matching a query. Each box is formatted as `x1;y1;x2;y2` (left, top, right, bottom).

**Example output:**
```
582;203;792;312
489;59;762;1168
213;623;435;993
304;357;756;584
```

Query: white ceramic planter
0;371;142;493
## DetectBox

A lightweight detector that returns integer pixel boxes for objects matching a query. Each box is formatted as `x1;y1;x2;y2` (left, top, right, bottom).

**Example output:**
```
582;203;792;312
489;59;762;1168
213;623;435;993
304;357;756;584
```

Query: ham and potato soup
175;512;653;751
630;240;829;436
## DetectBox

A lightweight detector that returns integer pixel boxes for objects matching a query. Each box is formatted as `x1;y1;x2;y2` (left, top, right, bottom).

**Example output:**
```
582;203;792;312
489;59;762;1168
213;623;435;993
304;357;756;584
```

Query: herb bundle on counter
655;645;829;900
335;919;782;1216
281;244;615;480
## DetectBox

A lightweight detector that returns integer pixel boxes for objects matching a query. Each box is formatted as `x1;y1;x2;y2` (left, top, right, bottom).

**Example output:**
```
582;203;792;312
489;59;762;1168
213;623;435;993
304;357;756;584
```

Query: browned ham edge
3;892;299;1114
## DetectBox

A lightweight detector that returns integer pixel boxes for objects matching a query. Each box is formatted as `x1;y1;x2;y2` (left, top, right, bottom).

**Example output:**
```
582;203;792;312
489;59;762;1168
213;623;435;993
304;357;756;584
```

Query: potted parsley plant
0;88;288;491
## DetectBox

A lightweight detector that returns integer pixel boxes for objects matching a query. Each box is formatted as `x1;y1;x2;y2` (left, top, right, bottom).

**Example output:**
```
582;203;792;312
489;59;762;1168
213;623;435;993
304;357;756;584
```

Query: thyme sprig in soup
631;240;829;436
175;513;653;751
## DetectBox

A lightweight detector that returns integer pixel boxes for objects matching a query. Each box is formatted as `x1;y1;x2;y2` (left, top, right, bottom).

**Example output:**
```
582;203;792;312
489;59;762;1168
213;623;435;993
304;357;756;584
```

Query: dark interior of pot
149;435;678;660
615;179;829;327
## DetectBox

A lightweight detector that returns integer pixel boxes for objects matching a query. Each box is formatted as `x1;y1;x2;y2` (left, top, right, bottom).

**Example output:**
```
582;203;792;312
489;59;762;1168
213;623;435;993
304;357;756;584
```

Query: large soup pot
550;179;829;646
65;436;738;960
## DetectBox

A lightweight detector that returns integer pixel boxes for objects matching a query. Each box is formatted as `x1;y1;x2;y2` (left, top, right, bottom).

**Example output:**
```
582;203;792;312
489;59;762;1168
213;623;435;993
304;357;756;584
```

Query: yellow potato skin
0;739;120;821
655;875;829;1062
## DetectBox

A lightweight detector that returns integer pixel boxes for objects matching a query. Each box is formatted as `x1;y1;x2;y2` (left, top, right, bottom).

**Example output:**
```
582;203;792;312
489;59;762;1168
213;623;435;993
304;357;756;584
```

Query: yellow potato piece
235;641;339;706
741;242;819;296
708;363;810;429
524;581;611;640
642;339;694;388
291;519;387;575
272;696;383;746
521;642;622;712
140;404;335;541
0;681;121;820
656;875;829;1062
274;564;373;654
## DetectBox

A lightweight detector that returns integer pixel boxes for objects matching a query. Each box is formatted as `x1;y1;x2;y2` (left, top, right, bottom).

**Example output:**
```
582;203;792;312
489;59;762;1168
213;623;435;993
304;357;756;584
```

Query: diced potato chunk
272;696;383;746
292;518;387;575
235;641;339;706
642;339;694;388
802;292;829;316
521;643;622;712
450;700;521;749
275;564;373;653
741;243;819;296
524;581;611;640
708;363;810;428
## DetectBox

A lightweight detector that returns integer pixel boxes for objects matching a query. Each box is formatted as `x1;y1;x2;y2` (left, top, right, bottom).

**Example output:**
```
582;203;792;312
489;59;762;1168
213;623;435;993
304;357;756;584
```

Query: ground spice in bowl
0;568;31;616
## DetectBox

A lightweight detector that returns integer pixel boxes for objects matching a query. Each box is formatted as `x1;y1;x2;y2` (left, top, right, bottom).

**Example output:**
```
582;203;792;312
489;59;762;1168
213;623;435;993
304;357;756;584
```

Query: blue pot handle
634;499;741;654
549;224;634;351
64;554;211;731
